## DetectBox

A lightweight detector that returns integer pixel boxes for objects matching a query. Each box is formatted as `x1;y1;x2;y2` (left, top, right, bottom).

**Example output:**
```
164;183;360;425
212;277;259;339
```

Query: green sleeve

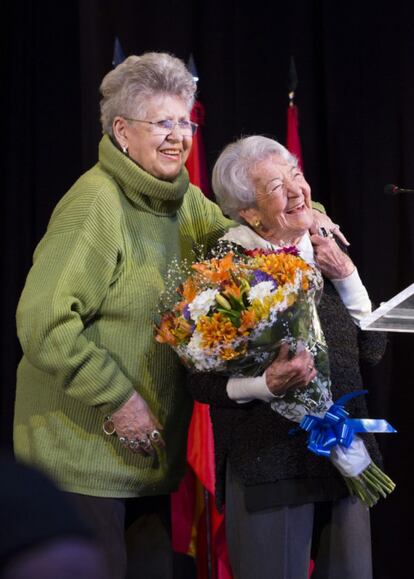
312;200;326;214
186;186;235;249
16;198;135;415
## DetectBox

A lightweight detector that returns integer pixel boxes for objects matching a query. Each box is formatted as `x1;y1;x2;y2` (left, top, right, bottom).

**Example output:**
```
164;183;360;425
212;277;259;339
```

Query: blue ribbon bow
295;390;396;457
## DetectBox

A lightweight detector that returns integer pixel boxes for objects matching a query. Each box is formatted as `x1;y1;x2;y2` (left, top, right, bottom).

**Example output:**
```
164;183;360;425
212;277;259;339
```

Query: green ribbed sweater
14;135;233;497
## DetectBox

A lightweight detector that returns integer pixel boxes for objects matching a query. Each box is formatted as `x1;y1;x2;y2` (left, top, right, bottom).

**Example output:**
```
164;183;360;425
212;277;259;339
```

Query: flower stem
344;461;395;507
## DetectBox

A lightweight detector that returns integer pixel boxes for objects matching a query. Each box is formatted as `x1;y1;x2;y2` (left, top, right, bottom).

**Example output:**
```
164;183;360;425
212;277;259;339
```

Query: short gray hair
212;135;297;222
100;52;197;136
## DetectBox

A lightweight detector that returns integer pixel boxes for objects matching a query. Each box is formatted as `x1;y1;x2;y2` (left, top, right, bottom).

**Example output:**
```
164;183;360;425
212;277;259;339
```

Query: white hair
99;52;196;136
212;135;298;222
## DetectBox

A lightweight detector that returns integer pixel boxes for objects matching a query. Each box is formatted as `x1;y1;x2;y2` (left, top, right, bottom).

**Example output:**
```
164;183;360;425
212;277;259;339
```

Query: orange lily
192;252;236;284
222;280;242;301
181;277;198;302
155;313;178;346
175;277;198;313
155;313;193;346
238;309;257;334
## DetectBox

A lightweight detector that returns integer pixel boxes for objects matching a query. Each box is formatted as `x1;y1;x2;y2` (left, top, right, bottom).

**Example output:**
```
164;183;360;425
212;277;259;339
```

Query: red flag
186;102;212;199
171;99;232;579
286;102;303;171
186;401;216;494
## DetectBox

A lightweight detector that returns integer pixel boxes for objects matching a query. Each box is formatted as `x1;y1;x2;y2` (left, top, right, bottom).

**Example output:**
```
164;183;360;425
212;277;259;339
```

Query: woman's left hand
310;233;355;280
111;392;165;456
310;210;350;246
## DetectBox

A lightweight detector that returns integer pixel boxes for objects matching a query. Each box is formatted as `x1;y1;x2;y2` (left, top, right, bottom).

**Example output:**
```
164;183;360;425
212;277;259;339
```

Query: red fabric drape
171;101;232;579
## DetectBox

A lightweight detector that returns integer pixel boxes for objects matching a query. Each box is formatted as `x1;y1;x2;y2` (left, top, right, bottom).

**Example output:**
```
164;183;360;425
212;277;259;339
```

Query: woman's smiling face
114;94;193;181
241;154;313;243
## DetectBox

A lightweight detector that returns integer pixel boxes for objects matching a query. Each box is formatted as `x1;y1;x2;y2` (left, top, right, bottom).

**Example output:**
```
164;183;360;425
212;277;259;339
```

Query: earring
122;145;128;155
253;219;261;229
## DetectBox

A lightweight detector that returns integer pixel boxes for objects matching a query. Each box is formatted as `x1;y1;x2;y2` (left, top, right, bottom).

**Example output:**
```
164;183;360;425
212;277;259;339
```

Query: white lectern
360;283;414;333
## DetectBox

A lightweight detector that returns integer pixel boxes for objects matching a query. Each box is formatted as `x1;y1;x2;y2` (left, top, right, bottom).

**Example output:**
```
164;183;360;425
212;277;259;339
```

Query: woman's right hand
265;343;317;395
111;392;165;455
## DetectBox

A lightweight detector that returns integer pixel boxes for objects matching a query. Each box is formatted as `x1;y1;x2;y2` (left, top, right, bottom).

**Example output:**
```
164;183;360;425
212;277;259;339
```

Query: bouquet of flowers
156;245;324;376
155;243;395;506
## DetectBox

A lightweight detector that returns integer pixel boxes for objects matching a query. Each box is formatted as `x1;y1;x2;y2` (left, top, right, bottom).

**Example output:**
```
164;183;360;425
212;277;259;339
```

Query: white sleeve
331;268;372;325
226;374;277;403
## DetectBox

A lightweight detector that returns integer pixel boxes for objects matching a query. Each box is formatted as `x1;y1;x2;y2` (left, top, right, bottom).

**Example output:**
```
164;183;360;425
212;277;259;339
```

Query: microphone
384;183;414;195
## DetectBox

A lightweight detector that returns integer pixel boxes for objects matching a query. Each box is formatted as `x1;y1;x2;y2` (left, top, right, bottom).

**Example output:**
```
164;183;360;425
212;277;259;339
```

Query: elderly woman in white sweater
186;135;384;579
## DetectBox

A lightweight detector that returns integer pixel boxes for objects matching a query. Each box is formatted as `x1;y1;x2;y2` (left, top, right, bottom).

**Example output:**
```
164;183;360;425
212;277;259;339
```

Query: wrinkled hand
310;233;355;280
310;209;350;246
111;392;165;455
265;343;317;395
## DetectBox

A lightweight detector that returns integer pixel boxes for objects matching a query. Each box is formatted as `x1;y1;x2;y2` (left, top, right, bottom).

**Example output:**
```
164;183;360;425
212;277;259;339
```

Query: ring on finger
138;437;151;451
129;439;140;450
319;226;328;238
119;436;129;446
149;429;161;443
103;416;116;436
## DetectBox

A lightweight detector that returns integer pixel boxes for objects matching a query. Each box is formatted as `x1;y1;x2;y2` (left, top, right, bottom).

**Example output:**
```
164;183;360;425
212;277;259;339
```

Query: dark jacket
187;277;387;511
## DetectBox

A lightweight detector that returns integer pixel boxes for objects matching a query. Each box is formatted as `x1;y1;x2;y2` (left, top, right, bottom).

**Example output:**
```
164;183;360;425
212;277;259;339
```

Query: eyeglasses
123;117;198;136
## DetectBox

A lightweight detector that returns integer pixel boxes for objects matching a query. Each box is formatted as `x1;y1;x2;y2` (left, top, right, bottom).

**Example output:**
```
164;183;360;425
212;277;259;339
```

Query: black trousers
65;492;172;579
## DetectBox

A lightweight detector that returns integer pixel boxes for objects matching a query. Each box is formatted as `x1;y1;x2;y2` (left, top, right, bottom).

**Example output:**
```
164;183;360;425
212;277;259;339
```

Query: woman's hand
310;233;355;280
111;392;165;455
310;210;350;246
265;343;317;395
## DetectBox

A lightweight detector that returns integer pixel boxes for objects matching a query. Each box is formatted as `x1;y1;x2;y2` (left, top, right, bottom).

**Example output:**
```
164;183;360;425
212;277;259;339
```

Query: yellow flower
250;299;271;320
173;318;194;342
220;347;242;361
286;292;297;307
197;313;238;349
252;254;311;287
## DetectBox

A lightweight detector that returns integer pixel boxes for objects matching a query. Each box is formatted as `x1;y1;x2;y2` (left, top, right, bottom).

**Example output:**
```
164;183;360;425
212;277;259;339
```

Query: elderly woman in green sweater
14;52;342;578
14;52;233;579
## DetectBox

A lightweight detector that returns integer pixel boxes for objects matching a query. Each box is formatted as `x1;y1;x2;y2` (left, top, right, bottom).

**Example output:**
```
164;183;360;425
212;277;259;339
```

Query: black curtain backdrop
2;1;413;576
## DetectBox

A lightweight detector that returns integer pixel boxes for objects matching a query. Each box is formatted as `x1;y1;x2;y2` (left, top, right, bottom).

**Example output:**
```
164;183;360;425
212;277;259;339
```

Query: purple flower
251;270;278;289
183;304;191;321
276;246;299;256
